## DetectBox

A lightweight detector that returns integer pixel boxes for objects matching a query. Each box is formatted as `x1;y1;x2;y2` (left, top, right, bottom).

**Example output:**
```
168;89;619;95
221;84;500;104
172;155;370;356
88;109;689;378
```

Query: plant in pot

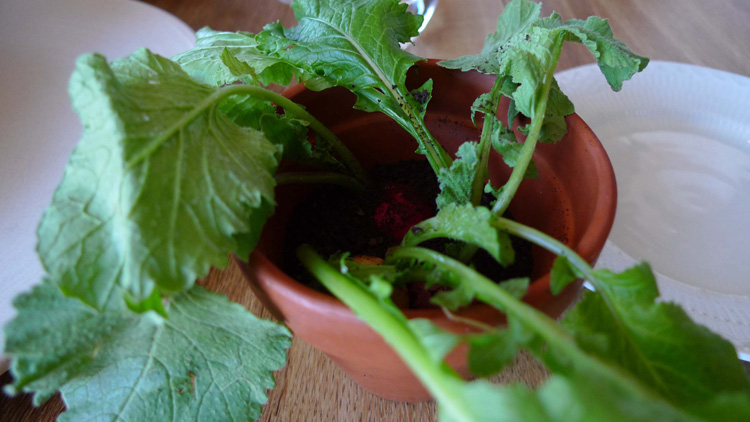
3;0;749;421
238;57;617;402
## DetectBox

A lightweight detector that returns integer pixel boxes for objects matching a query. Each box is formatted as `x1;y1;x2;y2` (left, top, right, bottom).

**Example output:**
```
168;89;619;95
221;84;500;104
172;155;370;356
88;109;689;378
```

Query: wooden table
2;0;749;420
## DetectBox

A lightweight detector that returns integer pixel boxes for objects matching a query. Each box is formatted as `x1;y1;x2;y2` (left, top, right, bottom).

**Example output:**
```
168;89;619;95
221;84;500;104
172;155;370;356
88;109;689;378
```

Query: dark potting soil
281;159;534;309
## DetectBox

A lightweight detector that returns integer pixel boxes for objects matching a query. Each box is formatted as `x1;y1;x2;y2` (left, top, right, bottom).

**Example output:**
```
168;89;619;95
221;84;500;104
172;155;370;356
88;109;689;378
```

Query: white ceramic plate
0;0;194;371
556;61;750;360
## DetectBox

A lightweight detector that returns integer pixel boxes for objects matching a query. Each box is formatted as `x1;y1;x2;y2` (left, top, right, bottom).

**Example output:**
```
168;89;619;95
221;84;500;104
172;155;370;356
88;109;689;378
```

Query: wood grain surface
2;0;749;421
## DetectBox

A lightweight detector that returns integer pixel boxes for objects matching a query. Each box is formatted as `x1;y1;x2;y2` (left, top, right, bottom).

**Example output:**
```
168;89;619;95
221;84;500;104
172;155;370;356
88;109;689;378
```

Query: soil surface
282;159;533;308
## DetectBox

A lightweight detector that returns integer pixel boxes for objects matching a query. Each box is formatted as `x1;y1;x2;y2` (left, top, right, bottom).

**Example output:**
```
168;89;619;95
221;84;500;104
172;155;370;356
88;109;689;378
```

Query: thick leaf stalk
491;38;563;216
296;245;476;422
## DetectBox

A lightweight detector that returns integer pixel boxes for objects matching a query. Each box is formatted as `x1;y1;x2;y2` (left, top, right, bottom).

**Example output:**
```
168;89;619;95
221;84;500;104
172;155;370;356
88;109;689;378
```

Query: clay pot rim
243;59;616;324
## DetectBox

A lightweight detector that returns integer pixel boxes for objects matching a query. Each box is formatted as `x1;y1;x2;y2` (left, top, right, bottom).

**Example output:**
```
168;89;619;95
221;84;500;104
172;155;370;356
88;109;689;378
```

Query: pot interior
256;60;614;303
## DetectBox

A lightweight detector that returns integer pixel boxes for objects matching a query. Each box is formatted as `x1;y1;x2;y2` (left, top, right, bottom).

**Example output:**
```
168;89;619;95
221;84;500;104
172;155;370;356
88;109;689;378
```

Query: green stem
470;78;505;206
394;87;453;174
128;84;368;183
470;120;494;206
457;78;504;263
385;246;692;416
456;244;479;265
496;217;724;408
440;307;499;333
492;41;564;216
491;217;594;279
388;247;577;354
297;245;477;422
275;171;364;192
420;119;454;175
491;216;634;328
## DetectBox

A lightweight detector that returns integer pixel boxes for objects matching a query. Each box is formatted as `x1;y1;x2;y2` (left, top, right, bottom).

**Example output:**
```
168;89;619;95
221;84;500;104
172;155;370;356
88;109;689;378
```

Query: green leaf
258;0;421;103
408;319;460;364
440;1;560;128
483;180;503;202
530;371;705;422
174;27;297;86
219;47;258;84
491;135;538;178
3;281;291;421
221;98;348;179
466;330;519;377
517;78;576;144
538;79;575;142
124;286;167;316
536;14;649;91
563;264;750;407
395;250;531;312
368;275;394;300
389;251;528;313
686;393;750;422
442;0;644;145
335;255;404;284
403;203;515;267
436;142;480;209
439;0;542;74
442;0;647;93
431;282;476;310
258;113;342;168
502;26;562;117
257;0;451;170
549;255;579;295
437;380;548;422
218;93;351;174
438;373;706;422
217;94;335;169
408;78;433;119
386;247;740;422
38;50;279;309
218;93;276;128
470;92;494;125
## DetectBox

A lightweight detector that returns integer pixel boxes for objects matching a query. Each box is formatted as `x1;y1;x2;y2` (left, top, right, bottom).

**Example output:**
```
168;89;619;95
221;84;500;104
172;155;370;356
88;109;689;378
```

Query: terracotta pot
235;60;617;402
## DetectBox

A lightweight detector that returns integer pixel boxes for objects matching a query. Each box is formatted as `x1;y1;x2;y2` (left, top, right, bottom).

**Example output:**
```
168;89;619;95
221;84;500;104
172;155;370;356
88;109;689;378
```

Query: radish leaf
3;281;291;421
